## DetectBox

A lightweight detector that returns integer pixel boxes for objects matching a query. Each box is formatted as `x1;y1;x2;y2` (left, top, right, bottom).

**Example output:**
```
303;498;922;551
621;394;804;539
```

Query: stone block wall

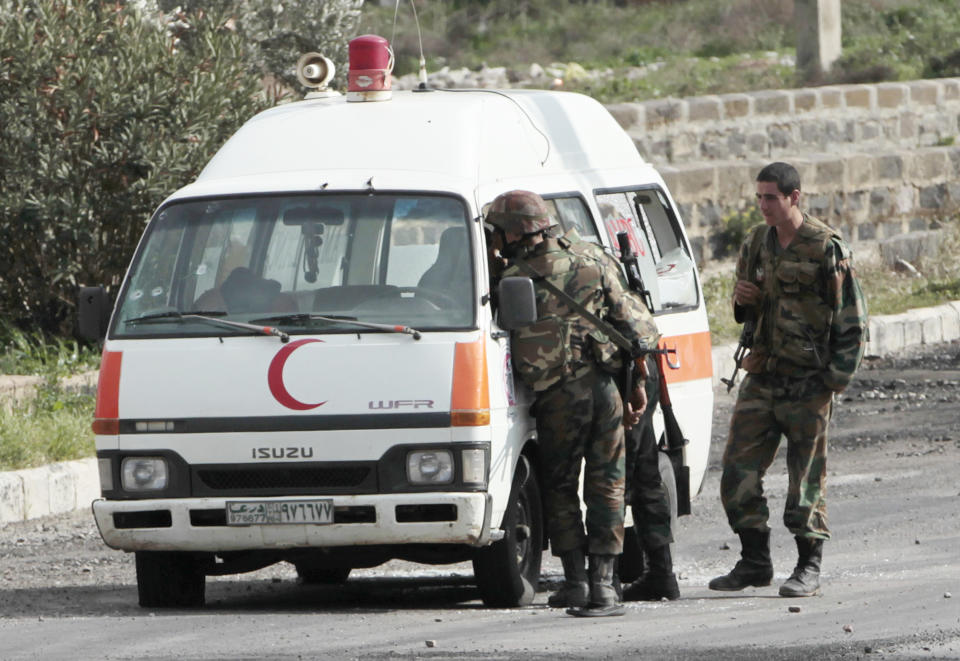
605;78;960;265
608;78;960;166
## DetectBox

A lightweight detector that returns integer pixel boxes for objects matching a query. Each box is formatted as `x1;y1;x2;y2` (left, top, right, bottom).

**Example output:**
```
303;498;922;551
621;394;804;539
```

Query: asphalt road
1;342;958;661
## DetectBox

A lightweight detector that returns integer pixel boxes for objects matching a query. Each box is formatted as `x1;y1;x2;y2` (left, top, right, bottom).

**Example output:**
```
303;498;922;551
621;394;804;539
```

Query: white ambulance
79;38;713;608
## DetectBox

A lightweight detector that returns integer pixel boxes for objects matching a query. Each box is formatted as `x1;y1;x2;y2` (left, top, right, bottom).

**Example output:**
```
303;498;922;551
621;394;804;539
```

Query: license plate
226;500;334;526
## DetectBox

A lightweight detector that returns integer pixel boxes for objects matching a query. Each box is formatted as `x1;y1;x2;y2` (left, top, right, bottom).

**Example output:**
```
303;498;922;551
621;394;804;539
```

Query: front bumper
93;491;493;552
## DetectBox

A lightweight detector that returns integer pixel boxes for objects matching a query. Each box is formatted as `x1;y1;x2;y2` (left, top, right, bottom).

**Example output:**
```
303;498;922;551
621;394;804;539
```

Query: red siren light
347;34;394;102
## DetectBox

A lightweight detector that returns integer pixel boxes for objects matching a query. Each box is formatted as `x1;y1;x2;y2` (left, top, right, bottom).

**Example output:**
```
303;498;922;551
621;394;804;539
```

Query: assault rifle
720;315;755;393
720;225;766;393
615;231;691;515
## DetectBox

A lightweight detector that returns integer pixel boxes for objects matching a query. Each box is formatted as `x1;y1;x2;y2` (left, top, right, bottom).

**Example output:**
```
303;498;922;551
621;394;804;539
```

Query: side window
635;189;697;310
595;188;698;312
595;193;651;262
544;195;601;244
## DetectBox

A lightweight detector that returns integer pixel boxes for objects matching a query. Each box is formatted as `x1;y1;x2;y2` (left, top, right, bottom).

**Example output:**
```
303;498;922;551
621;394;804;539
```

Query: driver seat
417;227;471;301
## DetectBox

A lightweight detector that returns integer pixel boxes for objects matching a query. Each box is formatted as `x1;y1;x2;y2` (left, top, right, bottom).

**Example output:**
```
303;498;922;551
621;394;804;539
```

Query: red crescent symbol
268;338;327;410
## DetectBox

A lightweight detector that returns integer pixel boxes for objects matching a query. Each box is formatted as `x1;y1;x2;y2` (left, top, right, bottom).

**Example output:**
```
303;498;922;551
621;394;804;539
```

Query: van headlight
121;457;169;491
406;450;454;485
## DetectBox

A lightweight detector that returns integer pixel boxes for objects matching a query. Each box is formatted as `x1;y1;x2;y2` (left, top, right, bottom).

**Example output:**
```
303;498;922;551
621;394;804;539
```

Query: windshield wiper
124;310;289;342
250;313;421;340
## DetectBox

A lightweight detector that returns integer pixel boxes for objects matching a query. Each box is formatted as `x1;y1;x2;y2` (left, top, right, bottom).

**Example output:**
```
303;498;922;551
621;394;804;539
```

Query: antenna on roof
391;0;431;91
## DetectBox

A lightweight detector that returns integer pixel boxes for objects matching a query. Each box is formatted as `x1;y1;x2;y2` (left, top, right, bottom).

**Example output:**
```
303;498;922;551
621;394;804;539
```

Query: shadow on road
0;572;557;617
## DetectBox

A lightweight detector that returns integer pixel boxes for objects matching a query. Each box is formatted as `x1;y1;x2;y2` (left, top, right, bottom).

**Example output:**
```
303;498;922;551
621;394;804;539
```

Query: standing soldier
621;355;680;602
486;190;659;617
710;162;867;597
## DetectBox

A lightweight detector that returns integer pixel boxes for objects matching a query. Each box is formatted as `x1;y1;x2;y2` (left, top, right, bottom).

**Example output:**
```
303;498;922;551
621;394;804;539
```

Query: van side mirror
78;286;110;341
497;277;537;330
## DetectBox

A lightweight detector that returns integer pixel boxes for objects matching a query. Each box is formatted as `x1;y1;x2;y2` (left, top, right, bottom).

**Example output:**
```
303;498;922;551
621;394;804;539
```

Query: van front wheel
472;457;543;607
135;551;206;608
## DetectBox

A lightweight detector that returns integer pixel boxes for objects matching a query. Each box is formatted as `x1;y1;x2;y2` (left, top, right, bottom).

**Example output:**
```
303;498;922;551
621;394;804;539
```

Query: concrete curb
2;302;958;526
0;457;98;524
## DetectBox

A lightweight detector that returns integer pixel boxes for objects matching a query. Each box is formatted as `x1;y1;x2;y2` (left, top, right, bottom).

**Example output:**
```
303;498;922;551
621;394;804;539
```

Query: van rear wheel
472;457;542;607
135;551;206;608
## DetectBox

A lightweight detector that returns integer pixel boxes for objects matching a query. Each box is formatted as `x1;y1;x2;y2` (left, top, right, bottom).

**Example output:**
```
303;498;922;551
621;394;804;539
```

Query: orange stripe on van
659;331;713;385
93;350;122;435
451;338;490;426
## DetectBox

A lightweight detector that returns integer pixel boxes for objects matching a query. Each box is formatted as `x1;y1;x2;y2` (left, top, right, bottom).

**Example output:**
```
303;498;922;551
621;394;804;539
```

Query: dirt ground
1;341;958;660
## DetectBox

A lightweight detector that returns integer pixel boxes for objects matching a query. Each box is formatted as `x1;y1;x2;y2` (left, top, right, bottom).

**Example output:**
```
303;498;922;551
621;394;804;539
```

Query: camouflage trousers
624;359;673;549
721;373;833;539
536;366;626;556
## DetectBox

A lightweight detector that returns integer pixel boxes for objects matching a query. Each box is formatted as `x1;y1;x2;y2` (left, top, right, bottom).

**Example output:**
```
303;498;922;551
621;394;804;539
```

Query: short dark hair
757;162;801;197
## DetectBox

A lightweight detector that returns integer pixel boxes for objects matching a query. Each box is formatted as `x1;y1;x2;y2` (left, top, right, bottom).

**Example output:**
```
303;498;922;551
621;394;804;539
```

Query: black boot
708;529;774;591
547;548;588;608
567;554;625;617
779;536;823;597
622;544;680;601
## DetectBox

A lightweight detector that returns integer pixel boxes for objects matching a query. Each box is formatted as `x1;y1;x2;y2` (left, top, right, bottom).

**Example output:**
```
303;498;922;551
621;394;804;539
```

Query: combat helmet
486;190;556;236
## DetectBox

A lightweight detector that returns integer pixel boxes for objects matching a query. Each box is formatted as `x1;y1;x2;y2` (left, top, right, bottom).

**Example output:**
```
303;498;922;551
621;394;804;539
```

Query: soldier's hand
733;280;762;306
623;383;648;429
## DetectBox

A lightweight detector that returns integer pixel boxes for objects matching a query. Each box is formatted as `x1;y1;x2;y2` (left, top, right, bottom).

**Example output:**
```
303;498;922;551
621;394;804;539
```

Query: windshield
113;193;475;338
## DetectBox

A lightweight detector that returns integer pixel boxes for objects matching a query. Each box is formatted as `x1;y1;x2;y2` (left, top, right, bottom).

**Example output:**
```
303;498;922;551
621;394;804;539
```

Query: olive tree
0;0;361;336
157;0;364;90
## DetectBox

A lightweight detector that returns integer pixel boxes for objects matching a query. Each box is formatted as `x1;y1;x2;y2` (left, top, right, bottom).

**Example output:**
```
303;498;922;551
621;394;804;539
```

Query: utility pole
795;0;842;77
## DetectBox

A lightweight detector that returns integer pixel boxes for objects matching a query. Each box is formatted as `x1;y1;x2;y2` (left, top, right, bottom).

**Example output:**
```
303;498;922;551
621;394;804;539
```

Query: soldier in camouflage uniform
709;162;868;598
486;190;659;617
620;355;680;602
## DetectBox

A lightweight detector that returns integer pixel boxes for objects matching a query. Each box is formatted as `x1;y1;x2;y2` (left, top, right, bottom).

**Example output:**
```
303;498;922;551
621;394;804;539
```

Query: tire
472;457;543;607
135;551;206;608
294;564;351;585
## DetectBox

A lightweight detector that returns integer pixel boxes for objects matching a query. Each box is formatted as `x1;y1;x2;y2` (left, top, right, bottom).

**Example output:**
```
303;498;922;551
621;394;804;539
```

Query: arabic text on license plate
226;500;334;526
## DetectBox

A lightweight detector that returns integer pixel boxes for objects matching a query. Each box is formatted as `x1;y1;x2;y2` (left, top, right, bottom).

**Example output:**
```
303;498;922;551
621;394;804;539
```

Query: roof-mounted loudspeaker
296;53;335;91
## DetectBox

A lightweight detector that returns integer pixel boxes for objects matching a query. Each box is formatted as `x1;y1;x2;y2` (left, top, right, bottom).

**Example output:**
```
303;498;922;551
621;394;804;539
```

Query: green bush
711;207;764;261
156;0;362;91
0;1;274;336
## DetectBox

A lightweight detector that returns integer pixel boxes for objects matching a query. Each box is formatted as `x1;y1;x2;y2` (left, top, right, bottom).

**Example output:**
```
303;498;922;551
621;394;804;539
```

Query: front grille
192;462;377;496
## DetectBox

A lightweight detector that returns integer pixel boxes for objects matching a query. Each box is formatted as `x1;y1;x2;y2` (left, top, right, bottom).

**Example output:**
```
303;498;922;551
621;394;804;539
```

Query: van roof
181;89;646;199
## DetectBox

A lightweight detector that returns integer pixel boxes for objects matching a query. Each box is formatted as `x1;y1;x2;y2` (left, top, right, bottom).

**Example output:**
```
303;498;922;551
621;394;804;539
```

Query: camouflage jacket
736;214;868;390
503;230;660;392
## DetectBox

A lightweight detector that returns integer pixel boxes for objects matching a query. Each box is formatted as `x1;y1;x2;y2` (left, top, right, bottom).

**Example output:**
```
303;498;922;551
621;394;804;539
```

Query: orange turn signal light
450;337;490;427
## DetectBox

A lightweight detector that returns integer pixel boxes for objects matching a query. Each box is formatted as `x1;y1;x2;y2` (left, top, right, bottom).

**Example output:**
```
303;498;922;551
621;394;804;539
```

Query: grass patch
0;322;100;378
362;0;960;103
0;382;95;471
0;324;98;471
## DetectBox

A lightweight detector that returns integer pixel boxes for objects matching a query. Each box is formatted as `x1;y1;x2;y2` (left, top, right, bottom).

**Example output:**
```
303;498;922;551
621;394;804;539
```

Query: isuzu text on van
79;36;713;608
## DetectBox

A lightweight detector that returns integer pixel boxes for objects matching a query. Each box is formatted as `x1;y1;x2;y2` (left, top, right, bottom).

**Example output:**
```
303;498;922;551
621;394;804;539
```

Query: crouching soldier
487;190;659;616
